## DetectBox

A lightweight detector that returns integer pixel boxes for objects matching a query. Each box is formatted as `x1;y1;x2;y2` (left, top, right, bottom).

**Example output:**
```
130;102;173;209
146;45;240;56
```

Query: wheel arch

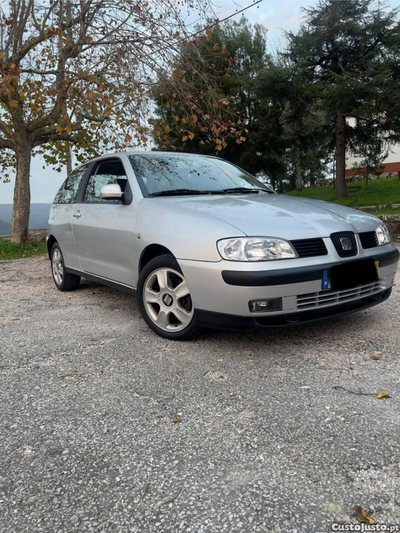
139;244;174;273
47;234;57;259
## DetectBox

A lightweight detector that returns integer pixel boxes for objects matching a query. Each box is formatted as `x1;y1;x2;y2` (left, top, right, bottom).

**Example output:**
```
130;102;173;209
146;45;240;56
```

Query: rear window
53;165;88;204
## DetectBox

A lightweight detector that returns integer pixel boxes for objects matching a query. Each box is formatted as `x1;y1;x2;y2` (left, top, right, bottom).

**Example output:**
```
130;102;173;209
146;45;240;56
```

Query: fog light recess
249;298;283;313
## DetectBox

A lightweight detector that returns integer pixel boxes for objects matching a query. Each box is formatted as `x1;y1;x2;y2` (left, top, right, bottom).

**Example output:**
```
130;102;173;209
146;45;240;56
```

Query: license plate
329;259;378;291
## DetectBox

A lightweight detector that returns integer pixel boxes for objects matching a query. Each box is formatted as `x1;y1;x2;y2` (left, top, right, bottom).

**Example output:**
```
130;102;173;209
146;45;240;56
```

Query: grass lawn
0;239;47;260
286;177;400;214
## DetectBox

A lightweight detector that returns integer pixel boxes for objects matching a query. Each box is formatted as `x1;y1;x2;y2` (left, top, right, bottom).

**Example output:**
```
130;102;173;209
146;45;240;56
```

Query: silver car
47;151;399;340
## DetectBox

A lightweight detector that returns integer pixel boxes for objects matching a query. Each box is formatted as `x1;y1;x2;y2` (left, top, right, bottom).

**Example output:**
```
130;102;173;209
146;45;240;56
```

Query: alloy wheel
143;267;193;332
52;248;64;286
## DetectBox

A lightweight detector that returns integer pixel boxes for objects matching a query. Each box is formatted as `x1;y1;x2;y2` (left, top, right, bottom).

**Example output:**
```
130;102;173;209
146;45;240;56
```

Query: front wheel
51;242;81;292
137;254;202;340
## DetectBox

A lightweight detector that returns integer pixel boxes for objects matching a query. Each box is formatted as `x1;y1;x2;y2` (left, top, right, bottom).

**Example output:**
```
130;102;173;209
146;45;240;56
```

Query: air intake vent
290;238;328;258
359;231;378;249
330;231;358;258
297;282;385;311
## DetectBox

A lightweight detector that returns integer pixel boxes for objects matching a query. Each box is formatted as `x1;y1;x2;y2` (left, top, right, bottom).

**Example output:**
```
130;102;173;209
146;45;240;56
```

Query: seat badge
340;237;353;251
322;270;330;290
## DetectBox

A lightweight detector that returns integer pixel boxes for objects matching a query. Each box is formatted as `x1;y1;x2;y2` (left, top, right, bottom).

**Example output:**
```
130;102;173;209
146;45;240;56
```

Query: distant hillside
0;204;51;235
0;217;11;235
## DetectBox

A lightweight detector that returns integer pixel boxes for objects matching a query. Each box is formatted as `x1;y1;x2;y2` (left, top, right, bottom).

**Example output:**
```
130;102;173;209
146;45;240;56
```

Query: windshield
129;154;273;196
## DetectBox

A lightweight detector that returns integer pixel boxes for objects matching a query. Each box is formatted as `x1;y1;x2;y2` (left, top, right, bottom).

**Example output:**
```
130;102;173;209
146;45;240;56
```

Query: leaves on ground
355;506;376;525
370;355;380;361
172;416;182;424
376;391;391;399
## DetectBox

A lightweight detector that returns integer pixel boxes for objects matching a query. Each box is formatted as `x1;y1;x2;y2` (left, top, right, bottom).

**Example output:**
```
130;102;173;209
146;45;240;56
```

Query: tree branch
32;131;81;147
0;137;14;149
0;120;13;138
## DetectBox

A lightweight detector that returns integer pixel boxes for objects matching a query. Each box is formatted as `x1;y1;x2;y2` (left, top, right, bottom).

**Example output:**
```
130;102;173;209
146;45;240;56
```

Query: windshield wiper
220;187;274;194
255;188;275;194
221;187;275;194
148;189;214;197
148;187;274;197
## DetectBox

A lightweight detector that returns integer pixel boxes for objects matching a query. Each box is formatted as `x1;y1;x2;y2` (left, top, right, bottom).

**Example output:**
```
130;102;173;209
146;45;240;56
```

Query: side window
83;159;128;203
53;165;88;204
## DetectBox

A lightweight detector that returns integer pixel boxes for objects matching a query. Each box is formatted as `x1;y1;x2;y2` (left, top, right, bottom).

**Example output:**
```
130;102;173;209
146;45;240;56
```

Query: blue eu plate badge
322;270;330;290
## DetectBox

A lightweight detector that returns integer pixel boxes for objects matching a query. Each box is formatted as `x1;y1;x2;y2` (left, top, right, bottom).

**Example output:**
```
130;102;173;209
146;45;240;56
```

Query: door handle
73;211;81;218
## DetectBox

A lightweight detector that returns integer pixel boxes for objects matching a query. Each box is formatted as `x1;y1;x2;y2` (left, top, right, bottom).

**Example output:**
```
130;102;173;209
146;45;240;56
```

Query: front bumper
196;288;392;329
178;244;399;322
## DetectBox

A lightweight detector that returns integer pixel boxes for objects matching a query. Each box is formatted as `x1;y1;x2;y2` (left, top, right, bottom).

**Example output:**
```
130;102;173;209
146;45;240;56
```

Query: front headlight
376;224;391;245
217;237;297;261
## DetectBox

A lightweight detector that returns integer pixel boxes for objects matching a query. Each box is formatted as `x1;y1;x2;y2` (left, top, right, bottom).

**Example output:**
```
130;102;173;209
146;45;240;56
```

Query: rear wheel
51;242;80;292
137;254;201;340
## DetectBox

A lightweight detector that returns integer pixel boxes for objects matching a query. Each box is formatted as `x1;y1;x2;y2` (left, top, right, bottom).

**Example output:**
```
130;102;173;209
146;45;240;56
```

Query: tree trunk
11;140;31;244
335;108;347;198
295;147;302;191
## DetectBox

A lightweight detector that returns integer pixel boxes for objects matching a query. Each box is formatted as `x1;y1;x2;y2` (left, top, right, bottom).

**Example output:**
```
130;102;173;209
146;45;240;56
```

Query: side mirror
100;183;123;200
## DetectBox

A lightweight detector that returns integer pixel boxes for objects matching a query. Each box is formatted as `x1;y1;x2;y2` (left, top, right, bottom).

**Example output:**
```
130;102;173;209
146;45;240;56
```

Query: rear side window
53;165;88;204
83;159;128;203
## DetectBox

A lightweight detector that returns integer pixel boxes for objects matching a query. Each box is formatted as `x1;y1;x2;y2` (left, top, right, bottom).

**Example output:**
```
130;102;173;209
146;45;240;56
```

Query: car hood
155;193;380;239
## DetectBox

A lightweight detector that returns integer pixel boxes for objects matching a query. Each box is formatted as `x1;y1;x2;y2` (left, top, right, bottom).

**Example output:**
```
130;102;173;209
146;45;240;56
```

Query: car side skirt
65;267;135;294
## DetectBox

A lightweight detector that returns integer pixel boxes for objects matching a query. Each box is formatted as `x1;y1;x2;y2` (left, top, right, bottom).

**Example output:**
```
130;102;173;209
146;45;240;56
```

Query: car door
48;164;89;270
72;158;136;287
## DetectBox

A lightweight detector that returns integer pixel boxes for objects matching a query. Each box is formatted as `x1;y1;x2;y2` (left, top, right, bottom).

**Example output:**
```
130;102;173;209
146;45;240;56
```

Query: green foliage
0;240;47;260
255;60;330;190
152;24;237;153
287;177;400;211
152;5;400;196
367;208;400;215
287;0;399;115
152;18;287;182
285;0;400;195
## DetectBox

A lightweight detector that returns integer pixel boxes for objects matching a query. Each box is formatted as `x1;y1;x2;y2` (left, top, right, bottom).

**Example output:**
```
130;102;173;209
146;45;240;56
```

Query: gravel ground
0;255;399;533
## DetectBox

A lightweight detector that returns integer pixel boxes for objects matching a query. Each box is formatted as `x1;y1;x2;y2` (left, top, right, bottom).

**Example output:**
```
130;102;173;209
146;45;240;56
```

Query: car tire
51;242;81;292
137;254;202;340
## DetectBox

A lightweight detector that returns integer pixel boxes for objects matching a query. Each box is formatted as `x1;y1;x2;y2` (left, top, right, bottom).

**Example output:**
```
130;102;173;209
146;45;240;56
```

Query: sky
0;0;398;204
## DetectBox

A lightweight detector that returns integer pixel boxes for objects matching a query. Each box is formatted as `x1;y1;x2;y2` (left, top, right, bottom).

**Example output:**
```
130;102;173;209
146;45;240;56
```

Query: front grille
291;238;328;258
359;231;378;249
330;231;358;257
297;282;385;311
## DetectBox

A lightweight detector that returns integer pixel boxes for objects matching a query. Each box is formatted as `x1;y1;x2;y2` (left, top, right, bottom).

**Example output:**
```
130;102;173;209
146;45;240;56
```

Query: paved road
1;255;399;532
